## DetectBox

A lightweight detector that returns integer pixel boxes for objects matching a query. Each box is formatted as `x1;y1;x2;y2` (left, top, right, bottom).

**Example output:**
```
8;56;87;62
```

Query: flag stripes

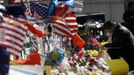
64;12;78;36
0;17;27;56
52;20;72;37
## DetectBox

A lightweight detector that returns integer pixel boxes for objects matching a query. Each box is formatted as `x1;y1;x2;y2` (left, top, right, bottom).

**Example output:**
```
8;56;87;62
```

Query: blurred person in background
123;1;134;35
103;21;134;71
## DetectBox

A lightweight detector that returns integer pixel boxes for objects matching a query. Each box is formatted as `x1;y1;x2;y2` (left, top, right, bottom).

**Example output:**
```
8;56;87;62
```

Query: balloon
58;0;74;8
52;0;58;6
51;48;65;65
65;0;75;8
48;0;58;16
48;3;55;16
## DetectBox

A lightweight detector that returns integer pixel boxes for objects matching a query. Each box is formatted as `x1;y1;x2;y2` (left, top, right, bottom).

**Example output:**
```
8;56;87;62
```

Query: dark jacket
0;46;9;75
105;24;134;70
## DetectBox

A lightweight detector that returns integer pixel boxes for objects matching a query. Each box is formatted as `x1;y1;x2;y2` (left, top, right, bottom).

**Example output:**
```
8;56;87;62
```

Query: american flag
51;3;78;38
52;12;78;37
0;16;27;56
33;12;42;20
0;15;47;56
30;2;48;20
64;12;78;36
52;19;72;37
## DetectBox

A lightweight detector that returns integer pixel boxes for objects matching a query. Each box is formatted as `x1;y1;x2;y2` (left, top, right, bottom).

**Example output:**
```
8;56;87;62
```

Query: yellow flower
101;42;109;46
89;72;97;75
92;50;99;57
88;50;99;57
101;50;107;55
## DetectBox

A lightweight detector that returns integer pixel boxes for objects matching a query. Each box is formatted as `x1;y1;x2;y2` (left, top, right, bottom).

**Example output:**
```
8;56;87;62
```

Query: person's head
103;21;117;37
127;1;134;11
